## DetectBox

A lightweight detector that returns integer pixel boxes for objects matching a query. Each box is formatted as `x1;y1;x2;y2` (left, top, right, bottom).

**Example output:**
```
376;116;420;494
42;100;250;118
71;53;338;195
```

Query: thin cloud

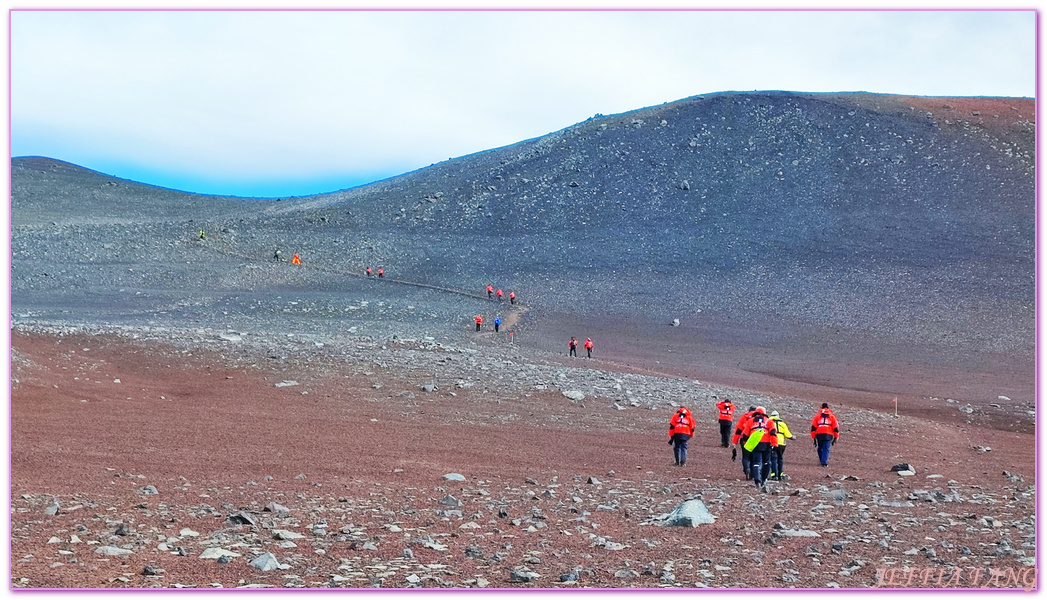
11;9;1035;197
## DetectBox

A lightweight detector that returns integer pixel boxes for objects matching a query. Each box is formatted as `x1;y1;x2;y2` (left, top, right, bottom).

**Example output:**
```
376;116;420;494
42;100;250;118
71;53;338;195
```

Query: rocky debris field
10;327;1036;589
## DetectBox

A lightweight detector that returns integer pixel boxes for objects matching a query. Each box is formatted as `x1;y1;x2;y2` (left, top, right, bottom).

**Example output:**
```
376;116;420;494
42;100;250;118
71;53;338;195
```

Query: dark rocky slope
12;92;1034;361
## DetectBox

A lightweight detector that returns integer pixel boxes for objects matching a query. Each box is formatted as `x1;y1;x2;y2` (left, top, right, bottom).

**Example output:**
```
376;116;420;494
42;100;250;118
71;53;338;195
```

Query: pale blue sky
10;8;1037;197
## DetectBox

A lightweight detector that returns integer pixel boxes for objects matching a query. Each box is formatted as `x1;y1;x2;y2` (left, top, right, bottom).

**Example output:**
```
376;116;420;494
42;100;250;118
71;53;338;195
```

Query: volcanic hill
12;91;1035;406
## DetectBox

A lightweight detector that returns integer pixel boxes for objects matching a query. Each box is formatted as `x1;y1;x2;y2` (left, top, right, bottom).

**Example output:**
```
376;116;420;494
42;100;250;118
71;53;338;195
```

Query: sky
8;5;1036;198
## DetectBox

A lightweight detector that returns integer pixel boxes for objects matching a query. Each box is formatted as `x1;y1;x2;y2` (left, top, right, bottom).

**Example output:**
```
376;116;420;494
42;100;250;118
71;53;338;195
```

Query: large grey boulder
645;499;715;527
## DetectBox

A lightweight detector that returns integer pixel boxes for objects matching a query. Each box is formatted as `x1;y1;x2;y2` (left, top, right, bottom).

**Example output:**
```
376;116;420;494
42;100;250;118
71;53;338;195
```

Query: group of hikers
568;336;594;358
669;399;841;489
485;285;516;304
475;285;519;334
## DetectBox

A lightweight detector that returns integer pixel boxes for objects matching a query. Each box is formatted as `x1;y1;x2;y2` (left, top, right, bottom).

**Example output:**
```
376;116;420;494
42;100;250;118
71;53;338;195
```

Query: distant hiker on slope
199;230;206;240
475;315;483;331
668;406;697;466
584;338;593;358
487;285;494;299
377;267;384;278
769;410;794;480
496;289;504;302
715;396;735;448
494;316;501;333
366;267;372;277
273;249;282;261
810;403;840;467
568;337;578;357
509;291;516;305
291;253;302;265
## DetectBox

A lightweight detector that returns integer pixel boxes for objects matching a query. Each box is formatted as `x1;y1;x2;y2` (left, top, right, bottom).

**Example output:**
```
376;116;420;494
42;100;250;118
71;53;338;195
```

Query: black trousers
719;420;732;446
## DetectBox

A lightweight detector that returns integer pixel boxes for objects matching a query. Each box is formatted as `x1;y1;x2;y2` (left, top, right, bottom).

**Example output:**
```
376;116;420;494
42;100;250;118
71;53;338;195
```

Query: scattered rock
249;552;285;571
442;473;466;481
509;568;540;583
94;546;133;556
773;529;821;538
562;390;585;402
226;511;257;526
645;499;716;527
199;548;241;560
264;502;290;516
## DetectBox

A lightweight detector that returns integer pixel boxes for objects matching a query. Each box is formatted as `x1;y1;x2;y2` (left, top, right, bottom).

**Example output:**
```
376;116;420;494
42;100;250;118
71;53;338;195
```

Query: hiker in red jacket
487;284;494;299
738;407;778;487
475;315;483;331
732;406;758;479
584;338;593;358
568;337;578;357
715;396;735;448
668;406;697;466
810;403;840;467
509;291;516;305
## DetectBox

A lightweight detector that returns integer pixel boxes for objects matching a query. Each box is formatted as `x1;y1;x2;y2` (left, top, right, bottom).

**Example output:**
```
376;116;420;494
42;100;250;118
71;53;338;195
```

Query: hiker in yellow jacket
769;410;794;481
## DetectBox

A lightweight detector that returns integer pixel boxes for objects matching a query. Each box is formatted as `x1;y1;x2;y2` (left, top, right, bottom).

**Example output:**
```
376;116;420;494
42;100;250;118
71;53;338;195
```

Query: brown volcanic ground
9;326;1035;590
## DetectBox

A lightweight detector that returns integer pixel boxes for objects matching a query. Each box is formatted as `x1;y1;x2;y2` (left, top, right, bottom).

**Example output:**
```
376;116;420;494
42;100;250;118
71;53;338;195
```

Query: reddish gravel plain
9;329;1035;592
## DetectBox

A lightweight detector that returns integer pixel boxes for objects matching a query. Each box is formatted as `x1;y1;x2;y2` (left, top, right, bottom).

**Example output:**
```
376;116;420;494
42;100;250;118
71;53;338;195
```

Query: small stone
442;473;466;481
94;546;133;556
199;547;240;560
264;502;291;516
509;569;540;583
249;552;282;571
226;511;257;526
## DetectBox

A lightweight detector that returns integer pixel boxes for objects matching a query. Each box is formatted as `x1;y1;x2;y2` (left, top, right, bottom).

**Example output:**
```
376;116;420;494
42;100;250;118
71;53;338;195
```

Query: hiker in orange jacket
668;406;697;466
377;267;384;278
568;337;578;357
739;407;778;487
584;338;593;358
291;253;302;265
509;291;516;305
475;315;483;331
810;403;840;467
715;396;735;448
496;288;504;301
732;406;758;479
487;284;494;299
